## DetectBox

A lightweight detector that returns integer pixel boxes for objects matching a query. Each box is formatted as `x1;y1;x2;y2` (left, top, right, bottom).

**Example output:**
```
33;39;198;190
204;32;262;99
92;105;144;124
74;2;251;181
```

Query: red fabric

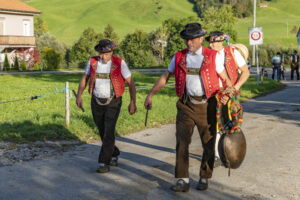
174;47;220;99
222;46;239;88
88;56;125;98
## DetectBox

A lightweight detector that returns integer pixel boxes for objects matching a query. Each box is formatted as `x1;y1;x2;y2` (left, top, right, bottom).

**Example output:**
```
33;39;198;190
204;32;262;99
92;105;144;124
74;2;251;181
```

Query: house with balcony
0;0;41;70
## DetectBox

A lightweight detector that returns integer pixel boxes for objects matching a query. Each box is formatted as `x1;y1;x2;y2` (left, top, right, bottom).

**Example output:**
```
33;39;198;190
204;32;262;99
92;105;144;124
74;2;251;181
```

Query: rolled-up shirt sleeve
85;59;91;75
234;50;247;68
167;56;176;73
121;60;131;79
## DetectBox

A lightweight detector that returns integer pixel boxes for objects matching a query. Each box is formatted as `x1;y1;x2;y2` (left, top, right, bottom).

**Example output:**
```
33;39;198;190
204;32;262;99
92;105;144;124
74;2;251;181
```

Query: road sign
249;27;263;45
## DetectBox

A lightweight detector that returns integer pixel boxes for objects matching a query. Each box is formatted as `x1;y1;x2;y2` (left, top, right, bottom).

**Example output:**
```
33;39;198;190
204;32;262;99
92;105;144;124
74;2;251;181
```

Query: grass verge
0;73;283;143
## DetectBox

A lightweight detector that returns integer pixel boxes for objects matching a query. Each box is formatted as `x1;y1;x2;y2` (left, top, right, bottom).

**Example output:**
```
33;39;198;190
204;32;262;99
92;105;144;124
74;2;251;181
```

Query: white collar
188;47;202;55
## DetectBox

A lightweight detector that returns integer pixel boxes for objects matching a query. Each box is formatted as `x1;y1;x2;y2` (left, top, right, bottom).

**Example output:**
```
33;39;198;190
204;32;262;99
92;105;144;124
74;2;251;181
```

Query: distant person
76;39;137;173
271;52;282;81
280;63;286;80
290;50;299;80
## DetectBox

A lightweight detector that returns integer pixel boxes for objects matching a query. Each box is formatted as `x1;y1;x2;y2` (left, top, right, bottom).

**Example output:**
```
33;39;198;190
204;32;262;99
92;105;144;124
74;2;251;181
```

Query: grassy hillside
24;0;197;45
236;0;300;47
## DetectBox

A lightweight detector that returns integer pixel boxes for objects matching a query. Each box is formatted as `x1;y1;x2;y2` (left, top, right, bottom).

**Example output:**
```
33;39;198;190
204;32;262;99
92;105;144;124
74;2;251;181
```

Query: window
0;17;4;35
23;20;30;36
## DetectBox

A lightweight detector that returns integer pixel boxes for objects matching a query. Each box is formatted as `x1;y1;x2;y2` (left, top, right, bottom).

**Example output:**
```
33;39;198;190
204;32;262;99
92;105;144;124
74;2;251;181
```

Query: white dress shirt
85;58;131;98
168;47;225;96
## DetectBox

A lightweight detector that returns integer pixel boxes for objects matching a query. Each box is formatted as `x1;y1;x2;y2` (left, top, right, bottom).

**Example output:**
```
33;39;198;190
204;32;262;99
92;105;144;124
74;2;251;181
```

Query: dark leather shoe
96;164;110;173
170;179;190;192
196;178;208;190
110;157;118;167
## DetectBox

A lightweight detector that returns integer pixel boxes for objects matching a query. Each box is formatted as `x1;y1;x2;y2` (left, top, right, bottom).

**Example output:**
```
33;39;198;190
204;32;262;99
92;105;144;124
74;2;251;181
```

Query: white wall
0;13;34;36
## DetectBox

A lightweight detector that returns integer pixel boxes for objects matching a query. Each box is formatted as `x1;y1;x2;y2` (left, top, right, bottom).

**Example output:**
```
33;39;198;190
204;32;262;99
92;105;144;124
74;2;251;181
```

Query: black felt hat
180;23;207;40
94;39;116;53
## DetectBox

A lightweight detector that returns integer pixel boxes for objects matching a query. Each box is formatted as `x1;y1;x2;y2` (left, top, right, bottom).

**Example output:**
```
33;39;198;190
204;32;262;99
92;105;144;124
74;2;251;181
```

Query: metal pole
65;82;70;127
252;0;256;66
256;45;260;85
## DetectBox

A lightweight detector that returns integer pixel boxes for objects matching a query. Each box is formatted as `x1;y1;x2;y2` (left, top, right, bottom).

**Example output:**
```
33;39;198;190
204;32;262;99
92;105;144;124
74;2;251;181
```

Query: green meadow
236;0;300;47
24;0;197;45
0;73;282;143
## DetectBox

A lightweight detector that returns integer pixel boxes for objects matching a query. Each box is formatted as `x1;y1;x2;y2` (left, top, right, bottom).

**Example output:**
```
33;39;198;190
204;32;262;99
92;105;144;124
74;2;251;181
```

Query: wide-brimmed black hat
180;23;207;40
94;39;116;53
205;31;226;43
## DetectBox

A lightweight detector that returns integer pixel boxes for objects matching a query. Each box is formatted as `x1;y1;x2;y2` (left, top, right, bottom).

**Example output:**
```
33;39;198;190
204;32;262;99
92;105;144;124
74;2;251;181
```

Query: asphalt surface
0;69;300;200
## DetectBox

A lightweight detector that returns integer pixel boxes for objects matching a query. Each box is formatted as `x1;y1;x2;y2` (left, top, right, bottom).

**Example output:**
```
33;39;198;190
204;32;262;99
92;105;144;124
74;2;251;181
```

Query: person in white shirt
76;39;137;173
144;23;233;192
206;31;250;167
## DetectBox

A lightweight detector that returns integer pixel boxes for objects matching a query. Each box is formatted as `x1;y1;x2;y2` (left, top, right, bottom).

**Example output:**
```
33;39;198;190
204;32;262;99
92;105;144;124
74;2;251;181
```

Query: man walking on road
272;52;282;81
205;31;250;165
76;39;137;173
290;50;299;80
144;23;233;192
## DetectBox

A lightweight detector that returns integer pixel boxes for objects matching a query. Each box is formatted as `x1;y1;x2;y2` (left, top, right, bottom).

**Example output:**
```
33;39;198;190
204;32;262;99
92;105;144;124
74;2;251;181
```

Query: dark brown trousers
175;96;217;179
91;95;122;165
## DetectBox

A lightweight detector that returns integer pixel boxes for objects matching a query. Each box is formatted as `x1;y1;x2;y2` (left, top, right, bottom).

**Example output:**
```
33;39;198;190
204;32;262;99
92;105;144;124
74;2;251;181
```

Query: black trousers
175;97;217;179
291;65;299;80
91;95;122;165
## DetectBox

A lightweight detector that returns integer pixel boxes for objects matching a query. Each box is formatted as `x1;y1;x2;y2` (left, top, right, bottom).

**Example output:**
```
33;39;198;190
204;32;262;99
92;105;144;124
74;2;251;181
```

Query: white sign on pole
249;27;263;45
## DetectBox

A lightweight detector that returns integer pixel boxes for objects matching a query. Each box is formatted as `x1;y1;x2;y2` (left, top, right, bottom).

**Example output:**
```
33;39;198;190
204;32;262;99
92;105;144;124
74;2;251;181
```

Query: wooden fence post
65;82;70;127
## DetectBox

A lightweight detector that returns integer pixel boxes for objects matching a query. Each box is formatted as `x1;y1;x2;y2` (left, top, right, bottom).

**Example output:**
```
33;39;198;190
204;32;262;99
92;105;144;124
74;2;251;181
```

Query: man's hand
144;95;152;110
128;101;137;115
76;96;83;108
220;95;230;105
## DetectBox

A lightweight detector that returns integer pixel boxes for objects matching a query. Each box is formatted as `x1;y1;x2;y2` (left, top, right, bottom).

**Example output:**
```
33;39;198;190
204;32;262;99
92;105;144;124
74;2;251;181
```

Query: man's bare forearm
77;74;89;97
127;78;136;103
235;65;250;90
148;71;171;97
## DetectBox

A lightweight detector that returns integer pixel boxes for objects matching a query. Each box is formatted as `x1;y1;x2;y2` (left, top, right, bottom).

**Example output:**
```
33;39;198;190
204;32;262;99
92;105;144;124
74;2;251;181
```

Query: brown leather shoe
196;178;208;190
96;164;110;173
170;179;190;192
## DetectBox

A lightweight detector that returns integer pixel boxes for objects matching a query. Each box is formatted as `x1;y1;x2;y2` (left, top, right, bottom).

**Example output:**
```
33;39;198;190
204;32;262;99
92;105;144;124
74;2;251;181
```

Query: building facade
0;0;41;70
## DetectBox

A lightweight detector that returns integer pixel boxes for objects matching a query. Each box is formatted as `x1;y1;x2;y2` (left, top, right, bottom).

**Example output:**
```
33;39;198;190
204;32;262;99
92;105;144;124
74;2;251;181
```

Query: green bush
13;56;19;70
41;47;62;70
21;60;27;71
4;52;9;71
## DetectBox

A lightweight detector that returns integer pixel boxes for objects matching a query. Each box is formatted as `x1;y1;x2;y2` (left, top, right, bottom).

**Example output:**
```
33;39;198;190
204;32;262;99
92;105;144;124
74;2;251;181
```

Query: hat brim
205;36;225;43
180;30;206;40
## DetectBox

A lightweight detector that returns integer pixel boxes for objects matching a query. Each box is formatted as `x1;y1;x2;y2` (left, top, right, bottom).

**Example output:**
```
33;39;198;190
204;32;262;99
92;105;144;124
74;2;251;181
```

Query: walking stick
145;109;149;127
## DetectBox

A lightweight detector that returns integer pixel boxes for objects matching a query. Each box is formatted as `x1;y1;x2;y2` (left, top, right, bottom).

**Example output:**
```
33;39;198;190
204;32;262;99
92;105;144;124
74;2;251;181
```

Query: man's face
99;51;113;63
185;37;203;53
209;41;223;51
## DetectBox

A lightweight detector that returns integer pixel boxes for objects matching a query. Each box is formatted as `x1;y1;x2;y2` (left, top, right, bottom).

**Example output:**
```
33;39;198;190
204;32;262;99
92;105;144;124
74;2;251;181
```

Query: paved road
0;80;300;200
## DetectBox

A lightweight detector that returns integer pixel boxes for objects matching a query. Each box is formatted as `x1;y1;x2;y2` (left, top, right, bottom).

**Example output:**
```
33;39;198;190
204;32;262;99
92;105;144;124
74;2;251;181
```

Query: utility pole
252;0;256;66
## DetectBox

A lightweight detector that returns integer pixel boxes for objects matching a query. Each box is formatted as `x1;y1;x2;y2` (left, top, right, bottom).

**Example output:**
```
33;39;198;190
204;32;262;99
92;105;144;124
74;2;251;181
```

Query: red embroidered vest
88;56;125;98
222;46;239;87
174;47;220;99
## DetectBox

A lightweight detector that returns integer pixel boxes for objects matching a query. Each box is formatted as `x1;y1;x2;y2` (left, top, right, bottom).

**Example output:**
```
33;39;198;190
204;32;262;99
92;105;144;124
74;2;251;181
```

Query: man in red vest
76;39;137;173
144;23;233;192
206;31;250;165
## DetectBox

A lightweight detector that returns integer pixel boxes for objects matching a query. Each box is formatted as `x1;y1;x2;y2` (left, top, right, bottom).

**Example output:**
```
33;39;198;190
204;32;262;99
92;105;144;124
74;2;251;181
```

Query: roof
0;0;41;15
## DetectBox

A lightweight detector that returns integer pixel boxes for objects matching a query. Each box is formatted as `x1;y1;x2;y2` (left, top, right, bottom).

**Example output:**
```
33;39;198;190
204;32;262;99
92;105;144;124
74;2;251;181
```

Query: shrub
41;47;62;70
13;56;19;70
4;52;9;71
21;60;27;71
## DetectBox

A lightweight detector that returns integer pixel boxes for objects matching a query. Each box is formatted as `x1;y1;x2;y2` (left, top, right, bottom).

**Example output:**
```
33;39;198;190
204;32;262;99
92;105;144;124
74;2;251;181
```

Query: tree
70;27;104;68
36;32;66;54
150;25;168;65
21;60;27;71
65;49;71;68
13;56;19;70
4;51;9;71
120;30;157;68
34;16;48;37
41;47;62;70
202;5;238;41
103;24;119;43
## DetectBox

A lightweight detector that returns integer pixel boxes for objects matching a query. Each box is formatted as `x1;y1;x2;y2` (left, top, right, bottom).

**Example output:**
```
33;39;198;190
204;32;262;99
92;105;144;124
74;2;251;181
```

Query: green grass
24;0;197;45
0;73;282;143
236;0;300;47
